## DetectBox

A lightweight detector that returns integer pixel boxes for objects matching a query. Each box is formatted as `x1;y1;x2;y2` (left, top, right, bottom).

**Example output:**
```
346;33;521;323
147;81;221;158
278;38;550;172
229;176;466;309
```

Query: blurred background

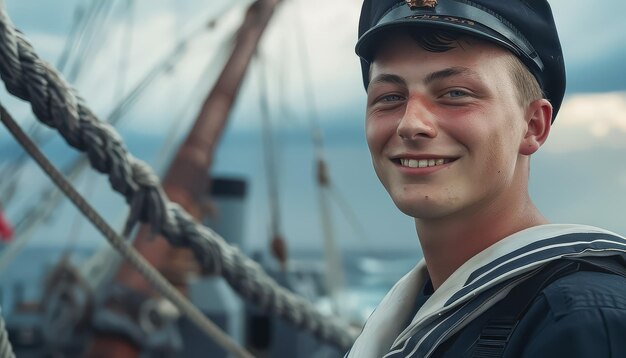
0;0;625;356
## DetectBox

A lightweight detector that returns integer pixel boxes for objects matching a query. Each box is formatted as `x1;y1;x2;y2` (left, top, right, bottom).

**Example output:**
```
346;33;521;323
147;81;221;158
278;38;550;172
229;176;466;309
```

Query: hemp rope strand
0;4;357;350
1;104;254;358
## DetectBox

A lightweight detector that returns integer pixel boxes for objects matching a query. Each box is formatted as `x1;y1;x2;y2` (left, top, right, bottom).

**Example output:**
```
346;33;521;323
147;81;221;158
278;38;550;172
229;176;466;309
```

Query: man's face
366;34;530;221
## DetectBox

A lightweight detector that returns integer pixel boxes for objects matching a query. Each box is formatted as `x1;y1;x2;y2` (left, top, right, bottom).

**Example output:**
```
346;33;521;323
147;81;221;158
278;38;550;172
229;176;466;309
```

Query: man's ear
519;99;552;156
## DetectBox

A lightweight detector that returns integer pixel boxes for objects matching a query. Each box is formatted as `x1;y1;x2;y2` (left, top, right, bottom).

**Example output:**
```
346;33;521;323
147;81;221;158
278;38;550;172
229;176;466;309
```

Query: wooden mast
87;0;282;356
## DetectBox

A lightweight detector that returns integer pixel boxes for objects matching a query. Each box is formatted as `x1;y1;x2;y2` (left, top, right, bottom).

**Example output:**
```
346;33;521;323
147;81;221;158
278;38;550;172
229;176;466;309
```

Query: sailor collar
347;224;626;358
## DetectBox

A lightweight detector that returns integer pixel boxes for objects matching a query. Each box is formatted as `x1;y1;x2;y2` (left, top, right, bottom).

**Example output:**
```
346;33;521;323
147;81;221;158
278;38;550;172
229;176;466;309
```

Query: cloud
544;92;626;153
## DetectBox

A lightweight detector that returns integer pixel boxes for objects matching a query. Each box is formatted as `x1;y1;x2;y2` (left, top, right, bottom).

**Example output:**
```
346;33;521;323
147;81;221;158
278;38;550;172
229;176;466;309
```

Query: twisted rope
0;104;252;358
0;4;358;351
0;308;14;358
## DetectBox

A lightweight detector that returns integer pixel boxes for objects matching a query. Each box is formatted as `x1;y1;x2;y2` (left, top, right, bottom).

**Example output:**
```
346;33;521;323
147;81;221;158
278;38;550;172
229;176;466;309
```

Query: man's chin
393;197;452;220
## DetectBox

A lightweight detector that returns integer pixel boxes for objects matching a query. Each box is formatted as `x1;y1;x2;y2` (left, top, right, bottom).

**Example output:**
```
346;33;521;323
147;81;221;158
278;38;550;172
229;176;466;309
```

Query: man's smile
397;158;453;168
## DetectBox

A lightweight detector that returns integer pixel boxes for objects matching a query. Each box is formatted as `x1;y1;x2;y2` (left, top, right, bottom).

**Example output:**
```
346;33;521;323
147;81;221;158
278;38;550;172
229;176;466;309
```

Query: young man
348;1;626;357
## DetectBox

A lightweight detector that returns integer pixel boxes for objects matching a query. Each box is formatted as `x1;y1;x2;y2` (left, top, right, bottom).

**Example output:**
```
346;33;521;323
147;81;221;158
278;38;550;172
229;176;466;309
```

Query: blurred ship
0;1;419;357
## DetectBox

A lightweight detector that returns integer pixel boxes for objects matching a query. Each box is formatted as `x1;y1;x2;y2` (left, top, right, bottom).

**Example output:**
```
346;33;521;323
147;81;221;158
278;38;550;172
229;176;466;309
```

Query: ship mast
87;0;282;356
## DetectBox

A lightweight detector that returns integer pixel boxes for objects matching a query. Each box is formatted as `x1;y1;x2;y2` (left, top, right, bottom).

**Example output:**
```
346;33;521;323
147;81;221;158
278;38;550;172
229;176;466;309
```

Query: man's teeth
400;158;449;168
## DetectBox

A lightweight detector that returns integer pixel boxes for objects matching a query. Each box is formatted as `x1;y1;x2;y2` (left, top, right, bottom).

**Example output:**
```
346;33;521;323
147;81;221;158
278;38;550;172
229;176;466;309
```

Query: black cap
356;0;566;121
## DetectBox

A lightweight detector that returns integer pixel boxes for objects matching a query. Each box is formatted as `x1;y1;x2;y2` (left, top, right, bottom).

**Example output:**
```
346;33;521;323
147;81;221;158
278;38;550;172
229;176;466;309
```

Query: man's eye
381;94;404;102
444;90;468;98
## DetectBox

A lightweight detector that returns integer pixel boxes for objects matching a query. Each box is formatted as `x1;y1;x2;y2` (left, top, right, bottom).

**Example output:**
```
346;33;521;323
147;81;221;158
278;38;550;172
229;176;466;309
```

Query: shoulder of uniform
540;270;626;319
509;271;626;357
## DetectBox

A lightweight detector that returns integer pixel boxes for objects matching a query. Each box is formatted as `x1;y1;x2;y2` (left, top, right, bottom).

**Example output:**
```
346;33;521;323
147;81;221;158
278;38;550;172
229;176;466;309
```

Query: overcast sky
1;0;625;256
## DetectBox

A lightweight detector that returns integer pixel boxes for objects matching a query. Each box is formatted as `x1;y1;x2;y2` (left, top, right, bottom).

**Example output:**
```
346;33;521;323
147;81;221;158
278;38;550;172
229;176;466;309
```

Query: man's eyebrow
369;67;480;90
424;66;480;85
369;73;407;90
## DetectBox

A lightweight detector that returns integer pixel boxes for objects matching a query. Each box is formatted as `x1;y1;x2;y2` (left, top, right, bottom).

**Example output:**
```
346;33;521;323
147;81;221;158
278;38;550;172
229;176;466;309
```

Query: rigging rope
0;16;211;276
61;170;96;258
2;28;195;231
66;0;115;83
0;1;216;204
258;55;287;269
292;0;347;313
0;0;87;178
0;4;358;351
56;3;87;74
0;308;15;358
329;185;372;243
114;0;134;104
0;103;254;358
0;162;84;276
154;34;232;174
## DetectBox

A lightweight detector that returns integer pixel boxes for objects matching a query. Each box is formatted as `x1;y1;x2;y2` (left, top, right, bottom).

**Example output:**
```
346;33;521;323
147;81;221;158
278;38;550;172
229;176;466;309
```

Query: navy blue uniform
431;270;626;357
346;228;626;358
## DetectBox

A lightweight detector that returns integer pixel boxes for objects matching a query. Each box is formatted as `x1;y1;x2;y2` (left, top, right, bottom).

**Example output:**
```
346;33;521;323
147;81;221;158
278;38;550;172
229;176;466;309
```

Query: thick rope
0;104;253;358
0;308;15;358
0;5;358;351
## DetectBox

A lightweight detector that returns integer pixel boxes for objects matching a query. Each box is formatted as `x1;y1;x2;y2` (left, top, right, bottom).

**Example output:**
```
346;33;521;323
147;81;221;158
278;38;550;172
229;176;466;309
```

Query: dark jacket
434;270;626;357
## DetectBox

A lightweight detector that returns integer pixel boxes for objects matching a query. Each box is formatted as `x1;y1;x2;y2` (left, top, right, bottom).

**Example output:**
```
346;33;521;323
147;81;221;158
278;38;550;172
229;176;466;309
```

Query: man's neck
415;196;548;290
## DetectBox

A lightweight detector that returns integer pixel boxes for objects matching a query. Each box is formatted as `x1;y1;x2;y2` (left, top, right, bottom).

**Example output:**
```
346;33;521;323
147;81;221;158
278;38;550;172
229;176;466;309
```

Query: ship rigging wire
0;103;254;358
62;0;136;259
258;53;287;268
61;170;98;258
0;1;358;350
0;0;124;204
0;13;218;275
0;0;236;207
2;16;210;223
291;0;347;313
114;0;134;104
66;0;115;84
0;308;15;358
290;0;371;246
154;31;235;175
55;3;87;74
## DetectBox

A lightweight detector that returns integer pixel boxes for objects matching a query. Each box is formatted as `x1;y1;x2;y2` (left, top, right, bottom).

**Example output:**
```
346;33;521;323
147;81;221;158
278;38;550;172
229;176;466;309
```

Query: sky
1;0;626;260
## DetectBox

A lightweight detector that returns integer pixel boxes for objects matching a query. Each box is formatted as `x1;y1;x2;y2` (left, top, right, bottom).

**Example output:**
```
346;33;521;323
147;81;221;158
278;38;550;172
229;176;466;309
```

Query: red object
0;210;13;241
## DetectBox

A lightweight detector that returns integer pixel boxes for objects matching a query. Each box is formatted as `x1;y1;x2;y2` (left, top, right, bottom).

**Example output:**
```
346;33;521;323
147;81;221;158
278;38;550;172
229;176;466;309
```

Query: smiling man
347;1;626;357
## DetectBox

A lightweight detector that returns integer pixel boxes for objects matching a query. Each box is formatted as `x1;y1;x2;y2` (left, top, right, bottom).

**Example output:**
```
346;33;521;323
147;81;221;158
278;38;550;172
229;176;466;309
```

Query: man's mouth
393;158;454;168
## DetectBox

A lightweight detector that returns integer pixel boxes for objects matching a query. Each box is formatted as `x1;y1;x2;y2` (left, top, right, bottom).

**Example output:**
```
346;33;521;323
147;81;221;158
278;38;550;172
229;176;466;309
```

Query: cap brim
356;2;543;72
356;19;520;63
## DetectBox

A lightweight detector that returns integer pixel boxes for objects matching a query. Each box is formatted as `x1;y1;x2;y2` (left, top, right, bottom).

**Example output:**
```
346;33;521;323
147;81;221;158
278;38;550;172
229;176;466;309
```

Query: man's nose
396;97;438;140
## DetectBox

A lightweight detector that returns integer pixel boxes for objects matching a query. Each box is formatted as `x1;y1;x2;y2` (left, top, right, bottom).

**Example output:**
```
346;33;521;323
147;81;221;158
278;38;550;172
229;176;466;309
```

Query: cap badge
405;0;438;9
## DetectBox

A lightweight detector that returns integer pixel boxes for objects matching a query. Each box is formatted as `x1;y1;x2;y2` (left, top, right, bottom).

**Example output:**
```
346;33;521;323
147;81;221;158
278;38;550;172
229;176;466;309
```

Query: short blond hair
503;55;544;107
